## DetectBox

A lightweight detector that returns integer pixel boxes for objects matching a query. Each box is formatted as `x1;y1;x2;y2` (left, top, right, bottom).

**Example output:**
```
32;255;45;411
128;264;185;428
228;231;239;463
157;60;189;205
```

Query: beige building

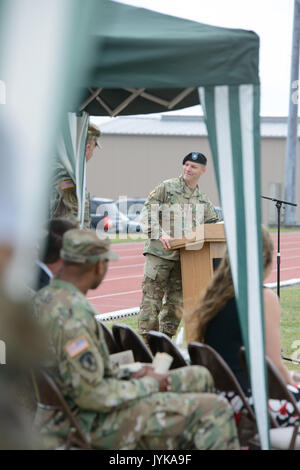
87;115;300;225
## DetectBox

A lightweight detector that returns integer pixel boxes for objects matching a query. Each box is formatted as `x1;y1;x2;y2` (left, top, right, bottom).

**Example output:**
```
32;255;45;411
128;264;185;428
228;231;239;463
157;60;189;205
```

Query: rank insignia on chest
59;179;75;191
65;336;90;358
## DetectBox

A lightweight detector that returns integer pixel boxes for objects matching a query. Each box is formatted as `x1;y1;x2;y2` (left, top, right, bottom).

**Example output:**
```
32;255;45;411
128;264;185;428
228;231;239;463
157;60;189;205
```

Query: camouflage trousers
138;255;182;339
90;366;239;450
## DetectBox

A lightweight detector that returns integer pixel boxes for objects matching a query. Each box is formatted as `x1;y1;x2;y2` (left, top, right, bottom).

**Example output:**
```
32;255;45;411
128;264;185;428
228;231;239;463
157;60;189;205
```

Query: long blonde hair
190;226;274;342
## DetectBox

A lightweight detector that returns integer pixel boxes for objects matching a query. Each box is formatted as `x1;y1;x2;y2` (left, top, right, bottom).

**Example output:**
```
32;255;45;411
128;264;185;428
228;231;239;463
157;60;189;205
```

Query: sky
93;0;297;126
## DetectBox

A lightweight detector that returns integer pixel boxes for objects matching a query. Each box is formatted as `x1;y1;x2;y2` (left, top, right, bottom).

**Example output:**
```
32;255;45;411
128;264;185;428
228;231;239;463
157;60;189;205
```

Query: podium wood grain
169;224;226;343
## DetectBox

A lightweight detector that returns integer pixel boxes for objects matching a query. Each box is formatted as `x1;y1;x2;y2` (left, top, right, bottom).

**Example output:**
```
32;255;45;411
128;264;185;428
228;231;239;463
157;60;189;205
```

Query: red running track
87;233;300;315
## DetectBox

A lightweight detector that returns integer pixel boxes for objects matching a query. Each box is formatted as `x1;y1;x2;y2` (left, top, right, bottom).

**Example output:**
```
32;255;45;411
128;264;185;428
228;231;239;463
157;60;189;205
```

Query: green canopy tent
64;0;268;449
76;1;259;115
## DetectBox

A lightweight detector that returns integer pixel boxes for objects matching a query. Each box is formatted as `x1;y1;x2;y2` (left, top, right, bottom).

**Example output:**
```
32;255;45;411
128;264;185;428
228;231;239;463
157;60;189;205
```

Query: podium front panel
179;240;226;343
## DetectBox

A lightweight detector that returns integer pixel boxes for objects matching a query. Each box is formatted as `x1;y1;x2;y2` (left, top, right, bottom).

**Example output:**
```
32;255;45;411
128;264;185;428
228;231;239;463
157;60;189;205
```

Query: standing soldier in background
50;123;101;229
138;152;220;342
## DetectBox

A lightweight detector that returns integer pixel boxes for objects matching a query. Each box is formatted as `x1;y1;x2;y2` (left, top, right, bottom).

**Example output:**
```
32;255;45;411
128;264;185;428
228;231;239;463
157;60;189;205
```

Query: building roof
98;115;300;138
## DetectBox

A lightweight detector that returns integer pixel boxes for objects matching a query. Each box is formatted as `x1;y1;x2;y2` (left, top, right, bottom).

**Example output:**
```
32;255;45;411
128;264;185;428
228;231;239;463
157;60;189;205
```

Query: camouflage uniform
50;124;101;229
50;164;91;229
32;230;239;450
138;175;219;339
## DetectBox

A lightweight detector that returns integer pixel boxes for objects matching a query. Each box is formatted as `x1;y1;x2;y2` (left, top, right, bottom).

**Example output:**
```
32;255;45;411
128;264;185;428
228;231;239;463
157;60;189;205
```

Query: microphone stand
261;195;297;298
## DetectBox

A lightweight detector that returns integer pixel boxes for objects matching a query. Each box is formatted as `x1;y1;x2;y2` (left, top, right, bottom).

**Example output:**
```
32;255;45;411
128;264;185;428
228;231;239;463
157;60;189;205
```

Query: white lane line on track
103;274;143;282
272;255;300;262
114;249;144;254
108;263;144;270
273;242;300;247
113;245;144;251
112;242;144;246
88;289;141;299
271;265;300;273
116;255;143;261
275;248;300;253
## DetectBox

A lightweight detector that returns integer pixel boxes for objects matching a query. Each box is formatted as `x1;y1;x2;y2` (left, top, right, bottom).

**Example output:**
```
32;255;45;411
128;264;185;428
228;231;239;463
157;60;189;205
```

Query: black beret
182;152;207;166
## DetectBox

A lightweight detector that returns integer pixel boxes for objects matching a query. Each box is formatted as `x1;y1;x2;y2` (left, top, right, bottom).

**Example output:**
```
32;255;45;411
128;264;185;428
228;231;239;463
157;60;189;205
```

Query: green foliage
268;227;300;233
104;315;138;331
279;286;300;371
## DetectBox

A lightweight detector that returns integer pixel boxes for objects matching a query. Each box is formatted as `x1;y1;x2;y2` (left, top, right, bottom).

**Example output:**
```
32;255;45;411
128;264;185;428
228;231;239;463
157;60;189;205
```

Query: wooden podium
170;224;226;343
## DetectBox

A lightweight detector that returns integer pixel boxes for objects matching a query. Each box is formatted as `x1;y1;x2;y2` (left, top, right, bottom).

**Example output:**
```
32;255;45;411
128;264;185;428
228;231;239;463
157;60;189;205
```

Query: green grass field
103;285;300;372
279;286;300;371
268;226;300;233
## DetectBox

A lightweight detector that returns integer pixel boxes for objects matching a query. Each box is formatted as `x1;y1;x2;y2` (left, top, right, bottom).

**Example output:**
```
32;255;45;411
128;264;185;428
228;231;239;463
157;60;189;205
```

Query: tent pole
284;0;300;225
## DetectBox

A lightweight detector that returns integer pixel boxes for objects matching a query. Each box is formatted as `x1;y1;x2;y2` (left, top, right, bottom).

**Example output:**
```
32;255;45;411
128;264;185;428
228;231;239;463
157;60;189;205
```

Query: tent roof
77;1;260;116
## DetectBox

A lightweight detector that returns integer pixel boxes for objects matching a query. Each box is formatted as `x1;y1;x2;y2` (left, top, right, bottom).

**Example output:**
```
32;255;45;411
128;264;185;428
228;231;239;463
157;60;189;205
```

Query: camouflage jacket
33;279;159;445
140;175;219;261
50;164;91;229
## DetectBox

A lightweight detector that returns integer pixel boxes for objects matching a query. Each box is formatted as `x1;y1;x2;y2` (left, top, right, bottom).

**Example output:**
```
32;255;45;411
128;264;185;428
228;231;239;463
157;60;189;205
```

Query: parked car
115;197;146;222
90;197;141;233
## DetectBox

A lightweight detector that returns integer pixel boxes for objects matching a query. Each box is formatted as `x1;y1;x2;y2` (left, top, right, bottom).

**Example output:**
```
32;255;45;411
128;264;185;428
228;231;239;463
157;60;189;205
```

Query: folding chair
32;370;92;450
188;341;257;446
239;347;300;450
112;323;153;363
96;320;120;354
147;331;188;369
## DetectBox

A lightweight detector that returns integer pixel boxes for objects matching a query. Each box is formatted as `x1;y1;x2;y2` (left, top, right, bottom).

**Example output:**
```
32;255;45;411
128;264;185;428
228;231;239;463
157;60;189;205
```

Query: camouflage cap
87;124;101;148
60;229;118;264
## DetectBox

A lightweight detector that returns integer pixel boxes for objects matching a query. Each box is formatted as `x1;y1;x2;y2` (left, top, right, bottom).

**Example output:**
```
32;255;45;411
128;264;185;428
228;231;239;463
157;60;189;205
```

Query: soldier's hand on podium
159;233;174;250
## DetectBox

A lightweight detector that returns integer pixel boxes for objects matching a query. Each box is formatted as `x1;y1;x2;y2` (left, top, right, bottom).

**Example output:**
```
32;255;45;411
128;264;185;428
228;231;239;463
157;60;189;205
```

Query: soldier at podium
138;152;220;342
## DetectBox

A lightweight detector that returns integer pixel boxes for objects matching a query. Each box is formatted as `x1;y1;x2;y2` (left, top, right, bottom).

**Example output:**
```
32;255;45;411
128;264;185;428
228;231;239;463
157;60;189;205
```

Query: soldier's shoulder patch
59;179;75;191
149;189;156;196
79;351;98;372
65;335;90;358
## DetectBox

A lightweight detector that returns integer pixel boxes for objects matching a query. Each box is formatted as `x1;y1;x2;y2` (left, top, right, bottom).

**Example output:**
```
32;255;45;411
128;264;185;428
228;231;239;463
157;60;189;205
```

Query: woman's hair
190;226;274;342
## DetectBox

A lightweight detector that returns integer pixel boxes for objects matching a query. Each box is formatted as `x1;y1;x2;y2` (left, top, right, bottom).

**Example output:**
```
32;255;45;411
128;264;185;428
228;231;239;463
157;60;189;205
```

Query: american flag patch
59;179;75;191
65;336;90;358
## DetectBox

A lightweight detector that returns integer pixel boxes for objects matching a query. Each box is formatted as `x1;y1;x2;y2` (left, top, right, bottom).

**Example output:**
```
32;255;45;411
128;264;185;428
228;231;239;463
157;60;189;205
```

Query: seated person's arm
58;325;160;413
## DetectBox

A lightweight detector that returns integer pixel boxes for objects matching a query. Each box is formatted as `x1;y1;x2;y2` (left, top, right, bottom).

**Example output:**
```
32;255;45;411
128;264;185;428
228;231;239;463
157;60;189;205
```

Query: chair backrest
239;346;300;426
97;320;120;354
112;323;153;363
32;370;92;450
188;342;256;421
147;331;188;369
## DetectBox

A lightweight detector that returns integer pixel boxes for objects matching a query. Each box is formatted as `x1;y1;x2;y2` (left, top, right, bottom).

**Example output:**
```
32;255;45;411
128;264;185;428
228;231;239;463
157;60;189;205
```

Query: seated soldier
33;229;239;450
